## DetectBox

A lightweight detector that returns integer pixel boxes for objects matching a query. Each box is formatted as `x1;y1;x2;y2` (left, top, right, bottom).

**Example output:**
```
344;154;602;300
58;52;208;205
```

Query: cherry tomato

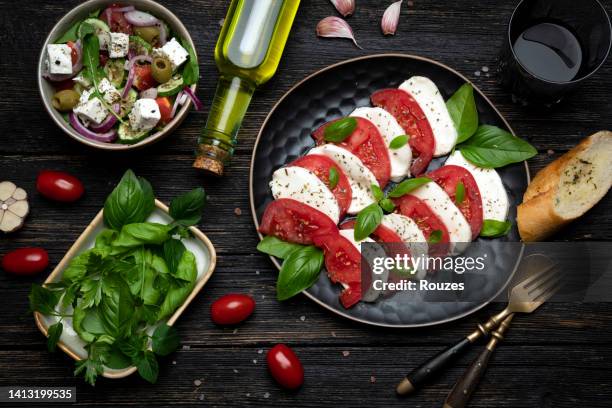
2;248;49;276
133;64;157;91
36;170;84;203
210;294;255;325
101;4;133;34
267;344;304;389
156;97;173;124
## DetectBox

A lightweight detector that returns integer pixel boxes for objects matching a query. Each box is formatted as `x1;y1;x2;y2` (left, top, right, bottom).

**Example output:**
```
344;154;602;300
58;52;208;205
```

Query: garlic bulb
0;181;29;233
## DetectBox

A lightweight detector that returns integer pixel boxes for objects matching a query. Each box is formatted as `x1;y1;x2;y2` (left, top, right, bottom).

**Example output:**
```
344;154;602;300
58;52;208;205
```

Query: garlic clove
316;16;362;49
0;211;23;233
8;200;29;218
0;181;29;233
330;0;355;17
13;187;27;201
0;181;16;201
381;0;403;36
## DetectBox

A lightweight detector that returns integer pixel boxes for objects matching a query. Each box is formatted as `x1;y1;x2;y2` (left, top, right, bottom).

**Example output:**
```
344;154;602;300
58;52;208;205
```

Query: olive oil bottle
193;0;300;176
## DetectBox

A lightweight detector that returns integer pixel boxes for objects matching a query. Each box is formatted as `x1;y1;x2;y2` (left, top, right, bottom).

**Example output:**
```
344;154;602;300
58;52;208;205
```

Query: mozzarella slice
381;214;428;279
270;166;340;224
339;229;386;302
399;76;458;157
410;182;472;248
445;150;509;222
309;144;378;214
350;107;412;181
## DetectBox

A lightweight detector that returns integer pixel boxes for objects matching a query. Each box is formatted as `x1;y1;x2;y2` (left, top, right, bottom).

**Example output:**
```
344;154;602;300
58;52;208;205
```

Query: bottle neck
194;75;256;176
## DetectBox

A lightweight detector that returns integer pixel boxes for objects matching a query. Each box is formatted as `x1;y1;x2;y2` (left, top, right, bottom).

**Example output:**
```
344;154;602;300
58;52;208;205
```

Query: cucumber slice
78;18;109;38
104;59;126;88
118;122;150;144
118;89;138;118
129;35;153;56
157;75;184;97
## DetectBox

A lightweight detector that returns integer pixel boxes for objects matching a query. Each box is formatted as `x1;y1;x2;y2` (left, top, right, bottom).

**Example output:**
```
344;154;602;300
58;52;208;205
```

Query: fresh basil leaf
480;219;512;237
104;170;155;231
428;230;443;244
389;134;409;150
29;284;61;315
105;348;133;370
72;302;95;343
329;167;339;189
112;223;172;249
47;322;63;352
117;334;147;358
158;282;194;320
447;83;479;143
81;308;106;335
354;203;383;241
180;38;199;86
276;246;324;301
137;351;159;383
169;187;206;227
459;125;537;168
163;239;186;275
455;181;465;205
379;198;396;213
257;236;303;259
371;184;384;202
324;117;357;142
388;177;431;198
173;250;197;283
152;324;180;356
99;278;135;338
55;21;81;44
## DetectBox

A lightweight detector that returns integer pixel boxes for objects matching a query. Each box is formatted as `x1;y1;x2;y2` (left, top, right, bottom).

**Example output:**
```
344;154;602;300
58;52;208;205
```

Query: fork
443;263;565;408
396;257;562;396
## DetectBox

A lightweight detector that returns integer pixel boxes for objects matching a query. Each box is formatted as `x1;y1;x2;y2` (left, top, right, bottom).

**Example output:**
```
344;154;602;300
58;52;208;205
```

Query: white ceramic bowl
38;0;198;150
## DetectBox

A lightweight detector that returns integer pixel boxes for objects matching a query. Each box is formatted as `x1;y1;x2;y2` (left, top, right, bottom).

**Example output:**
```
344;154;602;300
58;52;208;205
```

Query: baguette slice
518;131;612;242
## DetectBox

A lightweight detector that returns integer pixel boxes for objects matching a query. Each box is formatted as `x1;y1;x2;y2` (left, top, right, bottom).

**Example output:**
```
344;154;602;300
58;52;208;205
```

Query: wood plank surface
1;0;611;406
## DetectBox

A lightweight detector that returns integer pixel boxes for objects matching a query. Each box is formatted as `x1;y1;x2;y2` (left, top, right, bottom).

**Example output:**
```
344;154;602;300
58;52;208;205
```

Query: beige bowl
38;0;198;150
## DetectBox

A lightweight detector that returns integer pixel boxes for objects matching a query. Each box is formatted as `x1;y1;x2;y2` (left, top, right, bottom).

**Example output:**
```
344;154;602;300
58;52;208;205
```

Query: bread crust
518;131;612;241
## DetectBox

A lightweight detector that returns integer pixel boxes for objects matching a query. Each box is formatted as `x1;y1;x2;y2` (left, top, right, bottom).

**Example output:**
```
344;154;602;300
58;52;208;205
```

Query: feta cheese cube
47;44;73;75
98;78;122;105
98;31;110;51
73;73;91;88
129;99;161;132
109;32;129;58
156;38;189;71
74;97;108;125
79;88;94;104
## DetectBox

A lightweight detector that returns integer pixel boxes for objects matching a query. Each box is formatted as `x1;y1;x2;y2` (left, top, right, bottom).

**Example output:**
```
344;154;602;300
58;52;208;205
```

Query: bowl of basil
30;169;216;385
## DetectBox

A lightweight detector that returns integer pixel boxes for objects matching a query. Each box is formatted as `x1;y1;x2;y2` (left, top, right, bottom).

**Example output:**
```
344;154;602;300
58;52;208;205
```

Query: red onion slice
140;88;158;99
69;112;117;143
183;86;203;111
170;91;185;118
114;6;135;12
90;104;120;133
124;10;159;27
122;54;152;97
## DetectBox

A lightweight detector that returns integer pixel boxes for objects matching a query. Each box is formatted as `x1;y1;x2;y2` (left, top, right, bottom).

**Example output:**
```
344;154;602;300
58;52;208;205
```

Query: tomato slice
427;165;483;239
259;199;337;245
313;232;362;308
290;154;352;218
101;5;133;34
156;97;173;124
340;220;403;243
66;41;79;65
312;117;391;187
392;195;450;243
133;64;157;91
371;89;435;176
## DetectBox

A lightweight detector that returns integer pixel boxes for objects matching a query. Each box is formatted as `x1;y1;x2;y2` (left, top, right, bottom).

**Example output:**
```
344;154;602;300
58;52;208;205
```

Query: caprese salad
42;4;202;144
257;77;537;309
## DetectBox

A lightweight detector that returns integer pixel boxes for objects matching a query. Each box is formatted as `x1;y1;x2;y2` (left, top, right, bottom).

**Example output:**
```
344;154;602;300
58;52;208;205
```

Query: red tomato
210;294;255;325
156;97;173;124
99;51;109;67
259;199;337;245
36;170;84;203
267;344;304;389
290;154;352;218
427;165;483;239
101;5;133;34
66;41;79;65
313;232;362;308
2;248;49;276
371;89;436;176
312;117;391;187
133;64;157;91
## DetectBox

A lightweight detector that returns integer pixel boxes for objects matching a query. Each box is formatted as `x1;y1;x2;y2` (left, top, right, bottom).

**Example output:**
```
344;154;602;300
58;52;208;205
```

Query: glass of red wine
499;0;611;107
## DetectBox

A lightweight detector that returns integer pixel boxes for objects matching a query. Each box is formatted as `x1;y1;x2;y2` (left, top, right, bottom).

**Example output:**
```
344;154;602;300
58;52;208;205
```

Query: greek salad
43;4;202;144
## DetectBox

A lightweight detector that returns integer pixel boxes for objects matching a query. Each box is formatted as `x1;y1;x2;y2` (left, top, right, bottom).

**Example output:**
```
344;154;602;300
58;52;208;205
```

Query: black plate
250;54;529;327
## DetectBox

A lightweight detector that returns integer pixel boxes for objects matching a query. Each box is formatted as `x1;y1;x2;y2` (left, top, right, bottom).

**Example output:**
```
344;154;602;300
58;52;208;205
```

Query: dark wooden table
1;1;611;406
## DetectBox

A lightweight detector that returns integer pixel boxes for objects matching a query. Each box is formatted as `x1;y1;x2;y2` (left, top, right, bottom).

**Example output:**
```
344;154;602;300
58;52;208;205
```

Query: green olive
52;90;80;112
152;57;173;83
134;26;160;45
